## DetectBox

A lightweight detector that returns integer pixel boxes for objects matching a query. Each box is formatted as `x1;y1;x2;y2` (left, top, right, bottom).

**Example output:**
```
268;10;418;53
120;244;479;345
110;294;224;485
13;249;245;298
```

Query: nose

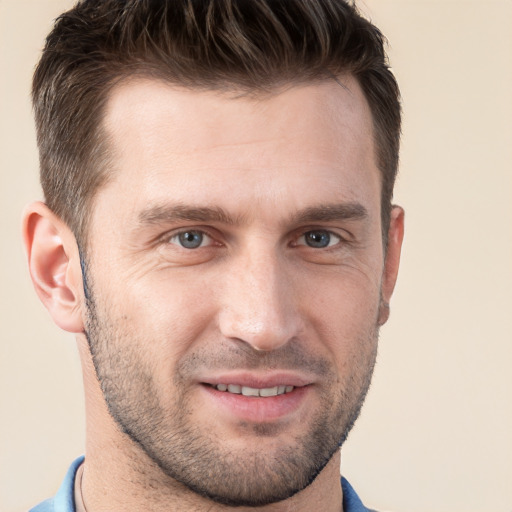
218;249;302;352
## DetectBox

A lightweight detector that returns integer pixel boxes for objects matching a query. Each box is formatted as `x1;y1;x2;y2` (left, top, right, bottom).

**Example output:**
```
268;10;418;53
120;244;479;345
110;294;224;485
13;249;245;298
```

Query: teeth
241;386;260;397
215;384;295;396
259;386;278;397
227;384;241;394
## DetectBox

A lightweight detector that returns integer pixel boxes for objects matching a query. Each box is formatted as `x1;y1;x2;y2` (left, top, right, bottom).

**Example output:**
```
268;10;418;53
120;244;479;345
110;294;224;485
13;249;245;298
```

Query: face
83;77;397;506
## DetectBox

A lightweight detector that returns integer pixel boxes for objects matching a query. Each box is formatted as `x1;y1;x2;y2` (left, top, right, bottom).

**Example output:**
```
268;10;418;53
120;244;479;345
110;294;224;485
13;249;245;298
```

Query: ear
22;201;85;333
378;205;405;325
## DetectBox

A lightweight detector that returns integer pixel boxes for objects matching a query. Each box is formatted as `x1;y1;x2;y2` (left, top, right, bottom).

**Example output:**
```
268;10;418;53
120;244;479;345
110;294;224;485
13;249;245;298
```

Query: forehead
103;76;374;157
97;77;379;224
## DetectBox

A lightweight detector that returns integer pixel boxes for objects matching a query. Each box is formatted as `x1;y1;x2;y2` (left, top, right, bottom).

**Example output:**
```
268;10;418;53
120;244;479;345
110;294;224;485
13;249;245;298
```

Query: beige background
1;0;511;511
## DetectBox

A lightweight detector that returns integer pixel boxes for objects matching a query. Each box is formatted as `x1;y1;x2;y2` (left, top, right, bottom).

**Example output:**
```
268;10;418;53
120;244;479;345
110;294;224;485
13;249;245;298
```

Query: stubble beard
83;275;379;507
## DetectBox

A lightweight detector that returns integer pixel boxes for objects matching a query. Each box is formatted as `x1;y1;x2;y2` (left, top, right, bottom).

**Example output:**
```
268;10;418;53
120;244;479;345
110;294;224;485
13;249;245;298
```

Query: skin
24;76;404;512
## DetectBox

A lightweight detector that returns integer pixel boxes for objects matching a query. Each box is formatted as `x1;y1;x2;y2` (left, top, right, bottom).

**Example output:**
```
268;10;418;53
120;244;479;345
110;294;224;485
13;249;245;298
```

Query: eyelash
166;229;216;249
294;230;343;249
162;228;348;250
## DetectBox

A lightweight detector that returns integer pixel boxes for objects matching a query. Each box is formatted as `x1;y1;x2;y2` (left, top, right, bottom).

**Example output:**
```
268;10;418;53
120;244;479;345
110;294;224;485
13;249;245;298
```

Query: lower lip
200;385;309;423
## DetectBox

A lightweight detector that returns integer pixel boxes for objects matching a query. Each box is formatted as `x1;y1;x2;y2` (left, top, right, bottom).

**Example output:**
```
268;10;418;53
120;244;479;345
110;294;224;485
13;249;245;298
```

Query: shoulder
30;456;84;512
341;477;379;512
30;497;54;512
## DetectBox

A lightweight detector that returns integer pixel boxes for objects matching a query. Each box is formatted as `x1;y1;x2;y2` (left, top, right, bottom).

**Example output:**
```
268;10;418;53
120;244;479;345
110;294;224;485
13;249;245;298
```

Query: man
24;0;404;510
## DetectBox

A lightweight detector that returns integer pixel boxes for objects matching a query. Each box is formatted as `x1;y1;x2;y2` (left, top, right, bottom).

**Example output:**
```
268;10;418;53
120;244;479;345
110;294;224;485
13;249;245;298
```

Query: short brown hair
33;0;401;244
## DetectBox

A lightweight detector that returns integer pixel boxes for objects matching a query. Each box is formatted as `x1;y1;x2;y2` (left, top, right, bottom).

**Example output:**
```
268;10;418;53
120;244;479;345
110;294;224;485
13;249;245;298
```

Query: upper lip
199;372;314;389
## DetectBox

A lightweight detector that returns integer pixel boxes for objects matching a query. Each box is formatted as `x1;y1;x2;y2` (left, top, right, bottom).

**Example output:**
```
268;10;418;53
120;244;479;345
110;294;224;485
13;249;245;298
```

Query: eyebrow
138;204;241;226
291;203;368;225
137;202;368;228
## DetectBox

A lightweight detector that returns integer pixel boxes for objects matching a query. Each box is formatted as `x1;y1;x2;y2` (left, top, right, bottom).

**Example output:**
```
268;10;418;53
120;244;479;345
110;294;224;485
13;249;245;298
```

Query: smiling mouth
209;384;295;397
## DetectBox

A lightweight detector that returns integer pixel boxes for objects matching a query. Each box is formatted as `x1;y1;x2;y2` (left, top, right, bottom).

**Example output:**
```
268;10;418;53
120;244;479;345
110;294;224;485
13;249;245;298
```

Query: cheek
113;273;218;357
90;275;217;409
302;271;381;361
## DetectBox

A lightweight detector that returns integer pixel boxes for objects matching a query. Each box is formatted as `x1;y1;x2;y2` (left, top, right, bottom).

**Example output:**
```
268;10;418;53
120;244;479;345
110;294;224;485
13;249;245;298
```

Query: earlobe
22;202;85;333
378;205;405;325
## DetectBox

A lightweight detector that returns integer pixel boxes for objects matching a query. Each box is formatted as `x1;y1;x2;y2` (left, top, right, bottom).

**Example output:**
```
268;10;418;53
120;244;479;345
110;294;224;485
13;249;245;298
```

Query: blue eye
299;230;341;248
171;230;207;249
